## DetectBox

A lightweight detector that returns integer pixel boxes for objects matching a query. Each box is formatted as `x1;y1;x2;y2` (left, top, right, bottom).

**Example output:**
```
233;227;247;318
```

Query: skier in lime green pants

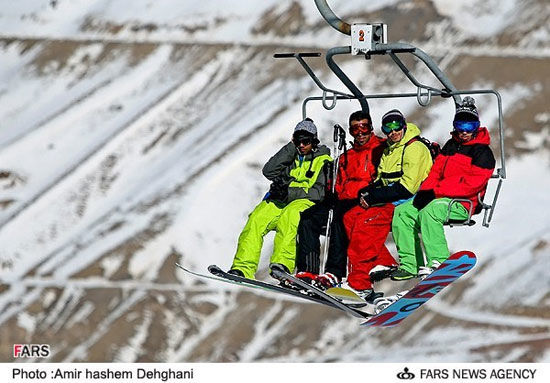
232;198;316;279
229;119;332;280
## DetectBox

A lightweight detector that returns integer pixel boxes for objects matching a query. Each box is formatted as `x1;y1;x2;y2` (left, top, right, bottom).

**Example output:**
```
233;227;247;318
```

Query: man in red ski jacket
391;97;496;280
295;110;386;287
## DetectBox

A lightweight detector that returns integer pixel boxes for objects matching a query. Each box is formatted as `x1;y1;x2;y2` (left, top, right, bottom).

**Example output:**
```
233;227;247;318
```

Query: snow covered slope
0;0;548;362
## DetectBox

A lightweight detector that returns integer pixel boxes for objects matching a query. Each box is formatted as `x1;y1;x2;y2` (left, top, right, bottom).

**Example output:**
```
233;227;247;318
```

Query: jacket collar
304;144;331;159
352;134;385;151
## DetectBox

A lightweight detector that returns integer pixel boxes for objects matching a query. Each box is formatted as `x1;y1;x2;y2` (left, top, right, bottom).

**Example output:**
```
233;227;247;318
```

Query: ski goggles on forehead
350;123;372;135
381;121;404;135
453;120;480;133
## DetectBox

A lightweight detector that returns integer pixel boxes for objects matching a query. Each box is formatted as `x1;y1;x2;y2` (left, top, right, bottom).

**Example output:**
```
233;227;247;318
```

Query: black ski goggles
293;137;313;146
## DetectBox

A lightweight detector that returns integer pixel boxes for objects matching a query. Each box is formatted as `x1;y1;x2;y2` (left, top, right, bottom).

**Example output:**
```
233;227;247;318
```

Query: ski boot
316;272;341;290
373;290;408;314
369;264;398;283
295;271;319;285
270;263;301;290
227;269;245;278
340;284;383;304
356;288;384;304
417;260;441;280
390;268;416;281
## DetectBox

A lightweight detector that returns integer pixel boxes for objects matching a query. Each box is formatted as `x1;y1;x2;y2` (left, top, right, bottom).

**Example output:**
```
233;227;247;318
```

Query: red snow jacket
335;135;386;200
420;127;495;213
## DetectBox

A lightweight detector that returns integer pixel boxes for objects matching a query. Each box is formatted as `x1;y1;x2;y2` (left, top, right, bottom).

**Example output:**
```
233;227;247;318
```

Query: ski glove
267;181;288;203
413;189;436;210
357;179;383;199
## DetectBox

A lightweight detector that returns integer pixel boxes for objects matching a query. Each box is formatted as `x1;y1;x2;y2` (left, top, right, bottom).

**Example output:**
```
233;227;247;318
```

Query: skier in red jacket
391;97;496;280
295;110;386;287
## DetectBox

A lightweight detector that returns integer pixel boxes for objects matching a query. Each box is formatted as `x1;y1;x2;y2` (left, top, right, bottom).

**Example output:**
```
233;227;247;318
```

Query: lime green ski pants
391;198;468;274
231;199;315;279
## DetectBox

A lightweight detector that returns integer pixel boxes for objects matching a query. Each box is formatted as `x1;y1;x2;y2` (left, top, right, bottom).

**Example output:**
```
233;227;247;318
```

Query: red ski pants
343;204;397;290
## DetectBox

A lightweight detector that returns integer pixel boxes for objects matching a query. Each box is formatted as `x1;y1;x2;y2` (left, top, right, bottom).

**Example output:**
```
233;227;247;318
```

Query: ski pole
320;124;345;274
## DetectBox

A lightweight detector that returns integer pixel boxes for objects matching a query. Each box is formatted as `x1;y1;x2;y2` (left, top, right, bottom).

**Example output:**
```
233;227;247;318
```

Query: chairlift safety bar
302;89;506;180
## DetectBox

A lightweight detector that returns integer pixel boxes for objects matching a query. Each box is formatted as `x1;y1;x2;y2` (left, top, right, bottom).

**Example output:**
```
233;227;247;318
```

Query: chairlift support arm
377;44;461;105
314;0;351;35
313;0;462;107
274;52;356;113
274;50;370;114
326;47;369;114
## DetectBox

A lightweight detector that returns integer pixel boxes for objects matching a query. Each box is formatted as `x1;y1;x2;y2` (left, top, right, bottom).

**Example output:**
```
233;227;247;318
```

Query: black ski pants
296;199;356;278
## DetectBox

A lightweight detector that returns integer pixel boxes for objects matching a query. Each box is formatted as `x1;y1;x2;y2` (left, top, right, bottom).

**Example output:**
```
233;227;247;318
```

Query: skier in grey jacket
229;119;332;280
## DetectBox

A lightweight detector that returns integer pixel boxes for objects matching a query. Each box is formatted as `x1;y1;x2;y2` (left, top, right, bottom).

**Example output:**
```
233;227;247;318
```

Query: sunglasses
453;120;480;133
350;123;372;136
294;137;313;146
381;121;404;135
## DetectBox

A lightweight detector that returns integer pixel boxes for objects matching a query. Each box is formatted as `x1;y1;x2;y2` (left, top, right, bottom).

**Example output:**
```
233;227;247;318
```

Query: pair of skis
176;251;477;327
176;263;370;318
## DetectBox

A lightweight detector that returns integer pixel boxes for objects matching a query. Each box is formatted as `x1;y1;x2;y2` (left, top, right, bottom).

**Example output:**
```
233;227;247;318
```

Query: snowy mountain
0;0;549;362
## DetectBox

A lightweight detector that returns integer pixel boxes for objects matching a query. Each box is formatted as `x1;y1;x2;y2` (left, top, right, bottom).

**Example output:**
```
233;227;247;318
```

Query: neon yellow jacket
361;123;432;206
376;123;432;194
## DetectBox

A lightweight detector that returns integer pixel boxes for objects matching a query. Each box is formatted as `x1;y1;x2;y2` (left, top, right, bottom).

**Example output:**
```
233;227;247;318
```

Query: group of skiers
228;97;496;302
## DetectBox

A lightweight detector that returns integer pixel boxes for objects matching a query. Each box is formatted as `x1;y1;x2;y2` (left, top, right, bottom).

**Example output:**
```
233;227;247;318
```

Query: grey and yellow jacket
262;142;332;204
361;123;432;205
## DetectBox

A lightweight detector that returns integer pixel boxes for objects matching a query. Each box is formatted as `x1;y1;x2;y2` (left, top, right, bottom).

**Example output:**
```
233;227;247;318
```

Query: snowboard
325;287;384;304
362;250;477;327
325;287;366;303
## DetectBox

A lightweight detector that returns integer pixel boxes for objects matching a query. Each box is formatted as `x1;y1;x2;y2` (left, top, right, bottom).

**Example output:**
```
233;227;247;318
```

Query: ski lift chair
444;171;504;228
445;199;476;227
274;0;505;228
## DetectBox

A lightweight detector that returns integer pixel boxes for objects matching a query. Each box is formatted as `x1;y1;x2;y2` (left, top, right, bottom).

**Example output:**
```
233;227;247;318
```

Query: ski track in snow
0;45;179;229
238;301;299;362
61;290;147;362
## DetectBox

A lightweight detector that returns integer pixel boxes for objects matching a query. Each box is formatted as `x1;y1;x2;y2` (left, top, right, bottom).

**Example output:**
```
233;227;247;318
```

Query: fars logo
13;344;50;358
397;367;415;380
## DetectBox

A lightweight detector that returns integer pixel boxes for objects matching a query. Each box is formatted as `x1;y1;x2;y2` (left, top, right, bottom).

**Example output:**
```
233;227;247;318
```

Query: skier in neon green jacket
228;119;332;280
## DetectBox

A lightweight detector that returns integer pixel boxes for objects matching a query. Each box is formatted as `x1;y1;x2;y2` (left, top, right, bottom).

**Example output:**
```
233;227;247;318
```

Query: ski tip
174;262;185;271
208;265;223;274
451;250;476;258
449;250;477;266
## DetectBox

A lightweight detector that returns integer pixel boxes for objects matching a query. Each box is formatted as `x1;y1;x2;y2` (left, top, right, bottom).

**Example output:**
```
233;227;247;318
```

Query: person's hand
412;189;436;210
267;182;288;202
357;179;382;199
359;196;369;209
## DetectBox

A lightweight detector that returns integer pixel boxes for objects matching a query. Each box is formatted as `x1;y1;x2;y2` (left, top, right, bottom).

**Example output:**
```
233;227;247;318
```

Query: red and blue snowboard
362;251;477;327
